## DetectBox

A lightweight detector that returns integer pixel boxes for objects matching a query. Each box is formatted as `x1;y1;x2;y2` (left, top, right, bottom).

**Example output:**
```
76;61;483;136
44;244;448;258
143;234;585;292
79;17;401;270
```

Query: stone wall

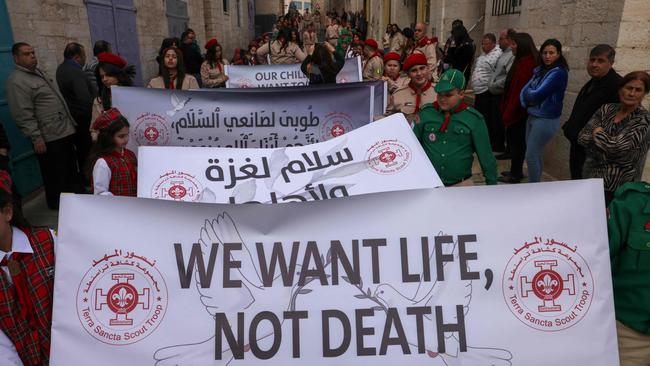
134;0;169;84
6;0;93;78
391;0;418;30
202;0;253;62
429;0;485;46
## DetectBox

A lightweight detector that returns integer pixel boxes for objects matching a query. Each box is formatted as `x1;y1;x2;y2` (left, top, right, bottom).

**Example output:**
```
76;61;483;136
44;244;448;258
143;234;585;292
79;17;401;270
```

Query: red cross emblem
168;184;187;199
520;260;575;313
144;126;160;142
330;123;345;137
95;273;151;326
379;150;397;163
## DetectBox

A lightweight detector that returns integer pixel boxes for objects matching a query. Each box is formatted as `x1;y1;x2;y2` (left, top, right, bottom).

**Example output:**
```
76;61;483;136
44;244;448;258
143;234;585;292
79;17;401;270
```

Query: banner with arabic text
112;84;377;154
137;114;442;203
52;180;618;365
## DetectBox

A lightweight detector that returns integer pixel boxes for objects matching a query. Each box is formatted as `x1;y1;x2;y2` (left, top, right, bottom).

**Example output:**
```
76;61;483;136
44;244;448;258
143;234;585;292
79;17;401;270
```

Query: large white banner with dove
111;82;380;154
225;56;362;88
137;114;443;203
51;180;618;366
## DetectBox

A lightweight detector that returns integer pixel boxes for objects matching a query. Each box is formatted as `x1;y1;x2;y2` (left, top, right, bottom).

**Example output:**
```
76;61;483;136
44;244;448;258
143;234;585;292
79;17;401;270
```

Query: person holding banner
301;42;345;84
382;51;409;94
0;170;57;366
200;39;229;88
257;28;306;65
389;53;436;124
362;39;383;81
147;47;199;90
414;68;497;186
607;181;650;366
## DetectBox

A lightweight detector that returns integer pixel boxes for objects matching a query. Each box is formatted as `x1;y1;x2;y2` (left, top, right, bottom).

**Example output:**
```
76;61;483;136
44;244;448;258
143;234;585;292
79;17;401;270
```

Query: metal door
0;0;43;196
166;0;188;39
85;0;143;85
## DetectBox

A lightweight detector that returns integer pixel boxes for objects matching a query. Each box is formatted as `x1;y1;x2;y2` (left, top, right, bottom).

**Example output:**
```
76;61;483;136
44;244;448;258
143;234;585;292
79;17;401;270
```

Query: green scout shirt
608;181;650;334
413;103;497;185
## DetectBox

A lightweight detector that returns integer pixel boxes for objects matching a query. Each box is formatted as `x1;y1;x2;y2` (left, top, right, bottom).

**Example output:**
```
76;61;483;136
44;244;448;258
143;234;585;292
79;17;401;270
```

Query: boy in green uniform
608;181;650;365
413;68;497;186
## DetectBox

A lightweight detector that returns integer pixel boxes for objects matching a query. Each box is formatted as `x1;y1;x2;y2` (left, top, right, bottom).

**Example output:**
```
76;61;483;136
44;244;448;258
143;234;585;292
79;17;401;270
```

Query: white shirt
471;46;502;95
92;158;114;196
0;227;35;366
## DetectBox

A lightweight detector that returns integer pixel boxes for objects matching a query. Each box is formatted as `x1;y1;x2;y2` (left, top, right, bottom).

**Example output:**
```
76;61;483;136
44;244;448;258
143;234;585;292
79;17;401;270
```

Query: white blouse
92;158;114;196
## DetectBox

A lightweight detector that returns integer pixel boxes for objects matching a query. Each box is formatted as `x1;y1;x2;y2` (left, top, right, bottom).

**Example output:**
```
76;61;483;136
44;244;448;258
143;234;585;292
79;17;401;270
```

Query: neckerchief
433;100;468;133
409;80;433;113
168;75;176;90
416;36;431;48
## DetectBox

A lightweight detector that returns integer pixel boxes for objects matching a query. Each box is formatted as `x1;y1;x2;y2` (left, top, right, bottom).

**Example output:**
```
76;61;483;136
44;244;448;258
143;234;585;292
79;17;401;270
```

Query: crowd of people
0;6;649;365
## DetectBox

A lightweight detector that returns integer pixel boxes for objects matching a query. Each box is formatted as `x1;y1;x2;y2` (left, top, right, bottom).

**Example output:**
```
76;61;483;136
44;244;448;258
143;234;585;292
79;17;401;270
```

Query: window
223;0;229;13
491;0;521;16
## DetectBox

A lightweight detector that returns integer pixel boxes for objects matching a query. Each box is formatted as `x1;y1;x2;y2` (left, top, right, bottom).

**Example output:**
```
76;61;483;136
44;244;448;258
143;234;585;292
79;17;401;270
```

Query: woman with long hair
301;42;345;84
156;37;180;75
91;53;135;138
256;28;306;65
520;38;569;183
498;32;540;183
147;47;199;90
200;39;229;88
579;71;650;203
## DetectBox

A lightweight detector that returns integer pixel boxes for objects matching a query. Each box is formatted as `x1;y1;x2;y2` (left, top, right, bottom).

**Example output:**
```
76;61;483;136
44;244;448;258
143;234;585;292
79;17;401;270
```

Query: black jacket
301;50;345;84
180;43;204;75
563;68;622;142
56;59;94;127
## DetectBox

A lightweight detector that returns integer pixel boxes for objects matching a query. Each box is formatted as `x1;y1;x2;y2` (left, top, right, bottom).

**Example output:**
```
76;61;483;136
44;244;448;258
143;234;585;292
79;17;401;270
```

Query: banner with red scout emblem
51;180;618;365
224;56;362;88
137;114;443;203
111;81;385;155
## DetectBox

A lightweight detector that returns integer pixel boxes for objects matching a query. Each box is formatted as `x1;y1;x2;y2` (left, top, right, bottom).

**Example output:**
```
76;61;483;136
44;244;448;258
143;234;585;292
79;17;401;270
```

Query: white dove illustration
373;237;513;365
166;93;191;117
154;213;320;365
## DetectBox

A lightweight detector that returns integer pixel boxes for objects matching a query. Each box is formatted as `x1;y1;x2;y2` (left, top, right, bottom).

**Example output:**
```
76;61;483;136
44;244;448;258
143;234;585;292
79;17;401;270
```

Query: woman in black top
301;42;345;84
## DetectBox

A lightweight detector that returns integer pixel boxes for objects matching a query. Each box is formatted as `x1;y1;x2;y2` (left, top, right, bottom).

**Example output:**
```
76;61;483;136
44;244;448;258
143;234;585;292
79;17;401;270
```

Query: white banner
112;83;381;154
225;56;362;88
51;180;618;366
137;114;443;203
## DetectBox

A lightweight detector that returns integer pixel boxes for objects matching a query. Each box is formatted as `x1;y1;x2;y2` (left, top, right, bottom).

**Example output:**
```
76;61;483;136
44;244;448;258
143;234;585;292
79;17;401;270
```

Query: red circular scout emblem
151;171;202;202
428;133;436;142
143;126;160;142
134;113;170;146
502;237;594;332
330;124;346;137
365;139;412;175
321;112;353;141
76;250;168;345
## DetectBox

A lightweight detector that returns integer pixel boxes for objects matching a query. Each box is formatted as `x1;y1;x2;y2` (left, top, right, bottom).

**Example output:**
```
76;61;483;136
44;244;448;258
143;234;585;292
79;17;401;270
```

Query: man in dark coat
562;44;622;179
179;29;204;86
56;42;94;185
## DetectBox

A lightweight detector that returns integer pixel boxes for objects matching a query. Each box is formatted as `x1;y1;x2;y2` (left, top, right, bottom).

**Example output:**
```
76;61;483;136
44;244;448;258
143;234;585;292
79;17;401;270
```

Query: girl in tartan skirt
88;108;137;197
0;170;57;365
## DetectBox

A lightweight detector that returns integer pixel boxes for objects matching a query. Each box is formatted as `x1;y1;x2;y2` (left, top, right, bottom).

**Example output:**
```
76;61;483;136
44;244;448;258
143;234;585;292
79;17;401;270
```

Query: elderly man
6;42;78;209
409;22;438;75
472;33;502;152
562;44;622;179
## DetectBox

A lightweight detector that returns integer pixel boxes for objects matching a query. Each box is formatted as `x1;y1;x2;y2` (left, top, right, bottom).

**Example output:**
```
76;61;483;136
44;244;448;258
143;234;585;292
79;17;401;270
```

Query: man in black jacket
179;29;204;87
562;44;622;179
56;42;93;186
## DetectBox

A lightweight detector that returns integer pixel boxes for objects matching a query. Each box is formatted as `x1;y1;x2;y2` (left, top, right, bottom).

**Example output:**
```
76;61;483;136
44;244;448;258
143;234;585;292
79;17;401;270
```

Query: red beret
403;53;428;72
92;108;123;131
383;52;400;64
97;52;127;69
364;39;378;49
205;38;219;50
0;170;12;194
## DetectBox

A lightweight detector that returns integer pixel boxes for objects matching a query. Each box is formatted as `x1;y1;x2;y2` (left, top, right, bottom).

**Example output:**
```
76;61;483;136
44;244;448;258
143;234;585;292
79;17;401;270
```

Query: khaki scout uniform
386;74;410;94
388;83;436;123
257;40;307;65
362;55;383;81
608;181;650;365
326;24;339;47
303;31;317;55
411;38;439;75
